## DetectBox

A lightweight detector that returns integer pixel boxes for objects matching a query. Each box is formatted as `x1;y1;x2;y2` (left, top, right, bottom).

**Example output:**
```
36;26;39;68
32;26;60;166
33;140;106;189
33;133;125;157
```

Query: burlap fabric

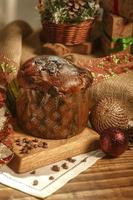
0;20;32;67
21;31;42;65
0;21;132;121
89;72;133;119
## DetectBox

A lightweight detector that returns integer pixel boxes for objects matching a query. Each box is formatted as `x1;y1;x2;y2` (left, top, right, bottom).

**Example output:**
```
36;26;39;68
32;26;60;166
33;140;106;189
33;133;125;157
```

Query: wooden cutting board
8;128;99;173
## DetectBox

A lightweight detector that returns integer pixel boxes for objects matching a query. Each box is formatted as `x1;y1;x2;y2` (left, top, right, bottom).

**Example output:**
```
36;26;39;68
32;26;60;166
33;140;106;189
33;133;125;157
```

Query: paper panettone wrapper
103;12;133;38
100;0;133;21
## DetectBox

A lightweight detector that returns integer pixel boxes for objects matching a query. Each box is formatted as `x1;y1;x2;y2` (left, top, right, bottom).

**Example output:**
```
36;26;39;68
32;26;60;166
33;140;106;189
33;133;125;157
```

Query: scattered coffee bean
49;176;54;180
22;148;29;154
32;138;38;143
33;180;38;186
19;146;24;151
15;139;21;146
19;150;24;154
33;144;38;148
22;138;27;143
22;143;27;147
61;163;69;170
15;139;20;143
19;140;24;146
30;170;36;174
51;165;60;172
66;157;76;163
27;146;32;150
16;142;21;146
38;141;44;148
15;137;48;155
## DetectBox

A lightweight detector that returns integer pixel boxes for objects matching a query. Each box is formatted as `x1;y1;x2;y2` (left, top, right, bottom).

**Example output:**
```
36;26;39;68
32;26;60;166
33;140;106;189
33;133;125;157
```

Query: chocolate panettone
16;55;93;139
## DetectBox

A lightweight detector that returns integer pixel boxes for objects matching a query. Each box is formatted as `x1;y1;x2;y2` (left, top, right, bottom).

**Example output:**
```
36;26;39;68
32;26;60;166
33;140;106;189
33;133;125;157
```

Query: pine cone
66;0;86;19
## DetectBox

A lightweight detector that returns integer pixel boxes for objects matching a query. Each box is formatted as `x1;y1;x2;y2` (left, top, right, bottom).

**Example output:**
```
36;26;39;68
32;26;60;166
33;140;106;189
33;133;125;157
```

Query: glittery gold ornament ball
90;98;129;134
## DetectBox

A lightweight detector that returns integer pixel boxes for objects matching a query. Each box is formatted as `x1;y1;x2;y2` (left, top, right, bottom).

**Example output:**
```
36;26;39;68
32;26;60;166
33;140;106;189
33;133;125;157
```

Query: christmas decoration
0;90;14;165
38;0;100;45
90;98;129;134
38;0;100;24
0;54;19;115
102;12;133;55
100;128;129;157
64;53;133;83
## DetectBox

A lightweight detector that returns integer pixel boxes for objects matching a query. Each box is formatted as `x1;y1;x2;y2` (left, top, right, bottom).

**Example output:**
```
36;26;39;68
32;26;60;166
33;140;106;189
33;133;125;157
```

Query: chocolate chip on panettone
90;98;129;134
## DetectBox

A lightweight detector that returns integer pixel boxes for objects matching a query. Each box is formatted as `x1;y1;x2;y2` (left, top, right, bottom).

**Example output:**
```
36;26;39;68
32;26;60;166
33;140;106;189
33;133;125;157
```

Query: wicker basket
42;20;94;45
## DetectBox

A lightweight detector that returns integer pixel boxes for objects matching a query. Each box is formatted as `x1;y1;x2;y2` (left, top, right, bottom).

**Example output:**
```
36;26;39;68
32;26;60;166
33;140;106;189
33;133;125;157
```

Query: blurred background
0;0;41;29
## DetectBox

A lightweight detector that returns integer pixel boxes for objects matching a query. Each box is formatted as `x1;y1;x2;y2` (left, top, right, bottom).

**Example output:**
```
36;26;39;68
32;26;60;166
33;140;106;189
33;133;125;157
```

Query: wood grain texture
0;147;133;200
8;128;99;173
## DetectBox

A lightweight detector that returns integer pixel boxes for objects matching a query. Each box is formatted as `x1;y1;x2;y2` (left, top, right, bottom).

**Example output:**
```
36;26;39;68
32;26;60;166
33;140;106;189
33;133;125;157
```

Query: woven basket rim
42;19;94;27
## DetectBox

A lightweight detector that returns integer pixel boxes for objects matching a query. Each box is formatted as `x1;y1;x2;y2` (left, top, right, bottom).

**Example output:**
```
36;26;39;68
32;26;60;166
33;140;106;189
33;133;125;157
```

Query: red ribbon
114;0;119;15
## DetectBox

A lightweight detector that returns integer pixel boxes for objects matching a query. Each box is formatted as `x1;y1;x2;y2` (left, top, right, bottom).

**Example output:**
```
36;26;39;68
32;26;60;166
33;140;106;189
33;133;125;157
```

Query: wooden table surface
0;146;133;200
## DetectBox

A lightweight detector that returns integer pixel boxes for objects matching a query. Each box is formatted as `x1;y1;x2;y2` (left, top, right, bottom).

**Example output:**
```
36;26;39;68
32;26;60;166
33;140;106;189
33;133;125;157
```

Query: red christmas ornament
100;128;129;157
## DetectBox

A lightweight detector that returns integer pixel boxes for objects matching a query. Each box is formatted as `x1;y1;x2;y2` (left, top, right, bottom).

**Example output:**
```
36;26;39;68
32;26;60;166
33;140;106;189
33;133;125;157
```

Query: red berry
100;128;129;157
